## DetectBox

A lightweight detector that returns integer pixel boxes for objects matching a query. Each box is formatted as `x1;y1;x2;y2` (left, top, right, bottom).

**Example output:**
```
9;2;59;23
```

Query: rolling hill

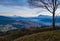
14;30;60;41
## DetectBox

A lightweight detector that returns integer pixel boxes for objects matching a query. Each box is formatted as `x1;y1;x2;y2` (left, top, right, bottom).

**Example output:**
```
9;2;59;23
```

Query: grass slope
14;30;60;41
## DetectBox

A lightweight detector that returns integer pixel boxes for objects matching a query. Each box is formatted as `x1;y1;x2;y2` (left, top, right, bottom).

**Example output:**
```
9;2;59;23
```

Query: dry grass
14;30;60;41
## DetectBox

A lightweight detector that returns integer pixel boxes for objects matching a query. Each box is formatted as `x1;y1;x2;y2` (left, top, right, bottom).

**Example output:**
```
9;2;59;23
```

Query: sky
0;0;60;17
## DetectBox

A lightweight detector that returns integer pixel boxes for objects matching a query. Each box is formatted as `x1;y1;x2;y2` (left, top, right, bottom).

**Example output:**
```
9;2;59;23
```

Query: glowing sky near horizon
0;0;60;17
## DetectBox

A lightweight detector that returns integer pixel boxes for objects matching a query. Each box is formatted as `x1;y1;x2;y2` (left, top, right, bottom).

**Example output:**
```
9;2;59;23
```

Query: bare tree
28;0;60;29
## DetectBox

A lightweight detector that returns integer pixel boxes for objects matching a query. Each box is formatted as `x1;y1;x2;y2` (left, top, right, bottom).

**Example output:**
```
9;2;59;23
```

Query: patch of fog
0;24;17;32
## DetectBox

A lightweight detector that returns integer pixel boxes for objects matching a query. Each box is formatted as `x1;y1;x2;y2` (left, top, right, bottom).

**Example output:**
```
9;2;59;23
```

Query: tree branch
55;0;58;11
40;0;53;13
44;5;53;13
55;0;59;11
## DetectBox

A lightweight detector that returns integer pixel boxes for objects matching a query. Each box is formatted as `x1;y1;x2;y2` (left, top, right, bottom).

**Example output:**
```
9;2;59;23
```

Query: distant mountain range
0;15;60;31
10;15;60;25
0;16;41;31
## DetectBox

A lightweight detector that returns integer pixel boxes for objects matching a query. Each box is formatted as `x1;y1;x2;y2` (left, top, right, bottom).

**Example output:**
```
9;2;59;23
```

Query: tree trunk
52;12;55;30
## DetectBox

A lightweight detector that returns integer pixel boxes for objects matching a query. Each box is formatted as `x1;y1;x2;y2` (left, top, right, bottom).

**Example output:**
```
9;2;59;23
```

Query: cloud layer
0;0;60;17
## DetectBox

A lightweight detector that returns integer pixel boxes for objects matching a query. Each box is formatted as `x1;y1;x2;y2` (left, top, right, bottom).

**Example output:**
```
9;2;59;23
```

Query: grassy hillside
14;30;60;41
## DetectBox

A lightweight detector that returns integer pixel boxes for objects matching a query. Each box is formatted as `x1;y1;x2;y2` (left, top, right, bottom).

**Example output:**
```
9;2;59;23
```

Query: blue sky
0;0;60;17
